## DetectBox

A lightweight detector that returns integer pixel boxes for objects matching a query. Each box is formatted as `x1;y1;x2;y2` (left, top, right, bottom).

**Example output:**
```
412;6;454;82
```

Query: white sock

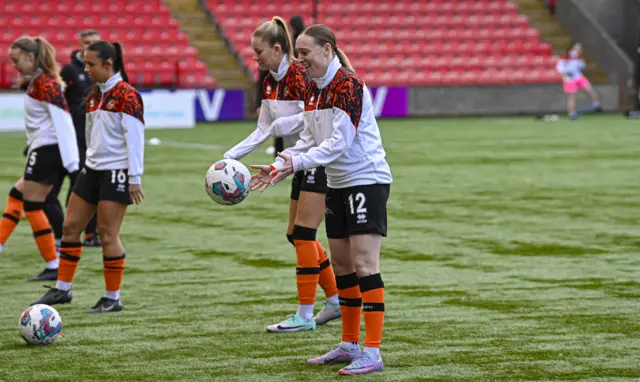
363;347;380;359
46;258;59;269
296;304;315;320
56;280;72;292
0;243;3;253
326;294;339;305
105;290;120;300
340;341;360;352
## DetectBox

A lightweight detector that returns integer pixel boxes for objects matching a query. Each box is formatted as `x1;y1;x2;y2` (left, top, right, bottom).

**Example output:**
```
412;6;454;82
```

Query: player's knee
329;253;353;274
98;227;117;246
62;218;83;238
292;225;316;241
353;255;379;276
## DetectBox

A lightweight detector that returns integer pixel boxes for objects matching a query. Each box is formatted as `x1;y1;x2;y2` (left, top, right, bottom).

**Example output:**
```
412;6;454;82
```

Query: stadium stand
0;0;216;88
209;0;564;86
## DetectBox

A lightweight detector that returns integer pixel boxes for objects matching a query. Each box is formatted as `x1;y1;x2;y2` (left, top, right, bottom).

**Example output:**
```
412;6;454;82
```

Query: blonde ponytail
253;16;294;62
33;37;64;86
335;47;354;72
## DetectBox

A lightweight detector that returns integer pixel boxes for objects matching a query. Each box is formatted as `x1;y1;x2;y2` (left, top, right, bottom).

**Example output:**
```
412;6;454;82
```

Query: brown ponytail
253;16;294;61
301;25;355;72
113;42;129;83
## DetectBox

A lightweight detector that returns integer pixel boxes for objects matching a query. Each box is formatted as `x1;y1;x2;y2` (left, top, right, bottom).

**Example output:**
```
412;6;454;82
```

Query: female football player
251;24;392;375
32;41;145;313
556;43;601;119
0;37;79;281
223;16;340;333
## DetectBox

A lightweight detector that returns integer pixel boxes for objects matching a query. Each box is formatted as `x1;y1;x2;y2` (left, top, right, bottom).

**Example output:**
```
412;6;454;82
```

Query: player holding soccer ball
252;24;392;376
223;16;341;332
32;40;145;313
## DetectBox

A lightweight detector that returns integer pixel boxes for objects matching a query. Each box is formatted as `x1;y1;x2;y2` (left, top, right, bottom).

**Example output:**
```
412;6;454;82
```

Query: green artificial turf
0;115;639;381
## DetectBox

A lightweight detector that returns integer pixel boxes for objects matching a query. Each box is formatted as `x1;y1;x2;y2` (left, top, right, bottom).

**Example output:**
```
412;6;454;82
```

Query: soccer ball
205;159;252;205
19;304;62;345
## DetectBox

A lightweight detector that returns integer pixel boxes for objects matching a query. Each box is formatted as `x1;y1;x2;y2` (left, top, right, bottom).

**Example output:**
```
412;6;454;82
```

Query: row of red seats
319;3;517;14
1;33;188;46
321;14;530;27
323;0;506;3
1;42;199;57
0;3;170;14
207;0;502;5
212;4;312;15
0;64;216;89
239;41;553;63
0;0;163;4
2;15;178;28
218;14;530;29
363;70;562;87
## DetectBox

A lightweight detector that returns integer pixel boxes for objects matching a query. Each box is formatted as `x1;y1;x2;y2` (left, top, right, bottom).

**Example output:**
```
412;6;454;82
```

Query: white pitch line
146;139;225;151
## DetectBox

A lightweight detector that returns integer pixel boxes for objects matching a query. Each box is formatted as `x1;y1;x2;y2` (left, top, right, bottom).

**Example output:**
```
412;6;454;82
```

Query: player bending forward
252;24;392;376
224;16;341;333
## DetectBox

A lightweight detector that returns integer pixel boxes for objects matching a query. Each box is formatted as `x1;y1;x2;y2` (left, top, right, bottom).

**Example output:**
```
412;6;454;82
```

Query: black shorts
72;167;132;205
290;166;328;201
325;184;390;239
23;144;64;185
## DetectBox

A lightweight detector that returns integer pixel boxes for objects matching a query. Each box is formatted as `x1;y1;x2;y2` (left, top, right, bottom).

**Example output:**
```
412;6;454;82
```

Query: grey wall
556;0;634;96
621;0;640;61
578;0;625;46
409;84;621;117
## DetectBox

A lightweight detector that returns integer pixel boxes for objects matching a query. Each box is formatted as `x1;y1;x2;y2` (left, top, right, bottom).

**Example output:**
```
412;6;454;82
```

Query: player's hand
269;152;294;185
249;165;273;192
255;107;261;117
129;183;145;205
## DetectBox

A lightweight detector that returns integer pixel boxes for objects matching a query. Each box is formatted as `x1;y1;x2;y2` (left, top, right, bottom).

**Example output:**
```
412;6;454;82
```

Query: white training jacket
273;57;392;189
85;72;145;184
24;70;79;173
224;57;308;160
556;53;586;81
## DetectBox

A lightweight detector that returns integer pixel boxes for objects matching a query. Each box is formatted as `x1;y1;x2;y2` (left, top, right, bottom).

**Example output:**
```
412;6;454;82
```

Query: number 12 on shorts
111;170;127;184
348;192;367;215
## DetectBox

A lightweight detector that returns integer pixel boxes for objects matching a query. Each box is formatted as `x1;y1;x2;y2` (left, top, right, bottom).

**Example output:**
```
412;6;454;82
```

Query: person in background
44;29;102;248
556;43;601;120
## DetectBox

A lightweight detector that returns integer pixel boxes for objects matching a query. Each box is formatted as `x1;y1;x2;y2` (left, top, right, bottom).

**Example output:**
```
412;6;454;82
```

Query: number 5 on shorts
29;152;37;166
111;170;127;184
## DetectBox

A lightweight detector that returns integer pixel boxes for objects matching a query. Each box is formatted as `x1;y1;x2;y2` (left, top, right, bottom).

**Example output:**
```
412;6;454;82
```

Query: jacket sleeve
290;109;357;172
289;79;364;172
122;92;145;184
46;81;79;173
270;112;305;137
49;104;80;173
224;102;273;160
270;115;316;170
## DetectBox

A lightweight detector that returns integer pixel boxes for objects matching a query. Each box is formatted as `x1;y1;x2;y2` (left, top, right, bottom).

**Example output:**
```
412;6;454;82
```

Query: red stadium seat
0;0;214;88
